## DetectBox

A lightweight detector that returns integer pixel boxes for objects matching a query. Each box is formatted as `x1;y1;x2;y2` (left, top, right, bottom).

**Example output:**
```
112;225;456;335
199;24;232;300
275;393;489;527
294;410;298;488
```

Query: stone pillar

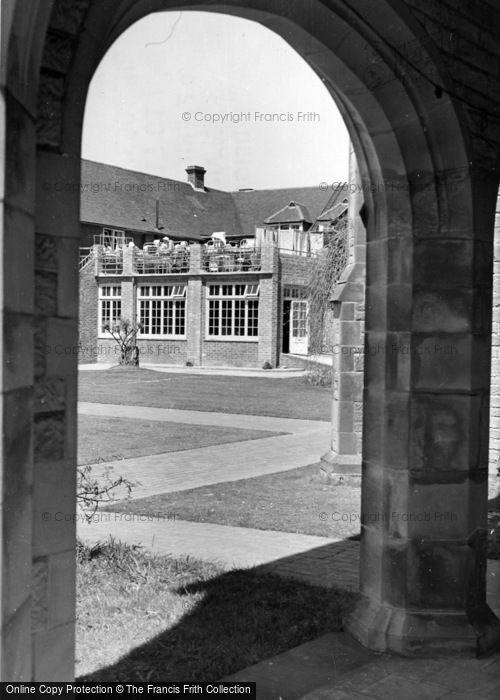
258;243;279;367
346;169;500;656
122;247;134;276
0;75;37;682
489;189;500;495
187;243;203;365
32;150;80;679
321;146;366;480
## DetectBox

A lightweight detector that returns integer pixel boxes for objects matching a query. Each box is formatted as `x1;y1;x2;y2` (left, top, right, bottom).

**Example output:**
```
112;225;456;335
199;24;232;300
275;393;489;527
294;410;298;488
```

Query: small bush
262;361;273;370
185;360;194;367
303;366;333;387
77;463;138;523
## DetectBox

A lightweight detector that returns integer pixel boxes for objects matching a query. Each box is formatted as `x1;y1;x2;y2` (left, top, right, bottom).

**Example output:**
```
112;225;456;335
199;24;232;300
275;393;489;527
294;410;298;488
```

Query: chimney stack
186;165;206;191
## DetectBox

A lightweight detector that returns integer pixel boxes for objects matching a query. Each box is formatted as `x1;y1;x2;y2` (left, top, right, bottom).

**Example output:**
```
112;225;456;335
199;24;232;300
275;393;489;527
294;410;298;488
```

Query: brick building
79;160;348;367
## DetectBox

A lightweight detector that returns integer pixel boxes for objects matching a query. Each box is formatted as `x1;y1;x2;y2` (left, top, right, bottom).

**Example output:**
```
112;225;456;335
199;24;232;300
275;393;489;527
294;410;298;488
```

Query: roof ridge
81;159;230;194
230;184;322;194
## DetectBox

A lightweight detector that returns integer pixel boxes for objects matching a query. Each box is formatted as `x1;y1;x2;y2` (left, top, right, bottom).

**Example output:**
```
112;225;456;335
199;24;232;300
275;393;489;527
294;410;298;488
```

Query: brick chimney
186;165;206;191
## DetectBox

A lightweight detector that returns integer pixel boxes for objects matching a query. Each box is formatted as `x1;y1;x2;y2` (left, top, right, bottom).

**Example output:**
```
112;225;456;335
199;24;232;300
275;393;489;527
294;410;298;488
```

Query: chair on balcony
221;254;236;272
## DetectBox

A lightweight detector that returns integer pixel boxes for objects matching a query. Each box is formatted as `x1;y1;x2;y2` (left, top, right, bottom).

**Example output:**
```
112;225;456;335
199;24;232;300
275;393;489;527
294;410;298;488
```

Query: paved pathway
78;401;326;434
78;402;329;498
77;513;500;617
225;632;500;700
77;515;348;568
79;363;307;378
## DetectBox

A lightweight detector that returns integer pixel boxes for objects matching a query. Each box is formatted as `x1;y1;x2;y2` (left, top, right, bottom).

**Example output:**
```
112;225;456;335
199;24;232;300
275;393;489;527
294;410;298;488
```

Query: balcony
97;249;123;275
89;242;275;277
134;248;190;274
202;246;261;273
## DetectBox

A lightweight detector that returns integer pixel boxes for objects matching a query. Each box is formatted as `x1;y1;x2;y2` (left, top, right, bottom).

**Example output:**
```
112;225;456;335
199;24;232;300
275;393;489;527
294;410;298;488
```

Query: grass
78;368;332;421
106;463;362;540
78;414;282;466
76;538;354;682
302;366;333;387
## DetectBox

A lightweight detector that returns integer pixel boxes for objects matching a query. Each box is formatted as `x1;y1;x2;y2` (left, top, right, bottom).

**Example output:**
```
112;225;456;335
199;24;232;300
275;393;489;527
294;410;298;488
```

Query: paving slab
297;651;500;700
223;632;377;700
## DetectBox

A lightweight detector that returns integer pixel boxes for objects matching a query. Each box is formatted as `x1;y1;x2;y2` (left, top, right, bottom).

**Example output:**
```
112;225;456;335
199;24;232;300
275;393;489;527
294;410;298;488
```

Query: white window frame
279;223;301;231
98;285;122;337
102;228;126;248
283;286;307;300
206;284;259;340
137;284;187;339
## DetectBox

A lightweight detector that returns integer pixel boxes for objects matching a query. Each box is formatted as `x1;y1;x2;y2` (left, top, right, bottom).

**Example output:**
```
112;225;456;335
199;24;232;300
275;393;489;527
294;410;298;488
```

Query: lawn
78;414;282;466
78;368;332;420
76;539;353;681
107;463;362;540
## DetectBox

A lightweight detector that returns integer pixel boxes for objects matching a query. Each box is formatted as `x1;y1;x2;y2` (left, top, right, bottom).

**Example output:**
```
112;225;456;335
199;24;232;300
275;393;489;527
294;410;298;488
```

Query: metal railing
134;248;190;274
202;246;261;273
277;247;318;258
79;247;93;271
97;250;123;275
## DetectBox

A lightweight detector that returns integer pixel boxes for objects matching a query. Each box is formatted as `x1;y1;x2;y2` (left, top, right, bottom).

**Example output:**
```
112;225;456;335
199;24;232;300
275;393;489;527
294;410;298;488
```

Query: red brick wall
202;340;259;367
78;259;99;364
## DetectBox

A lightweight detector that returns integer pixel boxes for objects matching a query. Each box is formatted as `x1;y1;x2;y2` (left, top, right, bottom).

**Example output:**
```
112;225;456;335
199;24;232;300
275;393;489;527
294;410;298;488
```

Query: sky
82;11;350;192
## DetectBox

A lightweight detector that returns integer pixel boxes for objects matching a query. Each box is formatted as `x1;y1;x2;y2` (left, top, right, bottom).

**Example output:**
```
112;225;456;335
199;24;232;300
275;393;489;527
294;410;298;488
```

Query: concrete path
79;363;307;378
78;401;327;434
77;515;345;569
77;511;500;617
78;402;330;498
143;364;306;378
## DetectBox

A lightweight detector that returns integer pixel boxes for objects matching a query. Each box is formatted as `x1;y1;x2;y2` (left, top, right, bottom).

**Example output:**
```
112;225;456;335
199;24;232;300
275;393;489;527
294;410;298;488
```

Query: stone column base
345;595;500;657
320;448;361;484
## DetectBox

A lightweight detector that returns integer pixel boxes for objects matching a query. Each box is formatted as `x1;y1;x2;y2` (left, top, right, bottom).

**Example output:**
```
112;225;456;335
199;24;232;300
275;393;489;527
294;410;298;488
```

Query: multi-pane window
99;286;122;334
292;300;308;338
138;285;186;337
207;284;259;338
102;228;125;247
283;286;307;299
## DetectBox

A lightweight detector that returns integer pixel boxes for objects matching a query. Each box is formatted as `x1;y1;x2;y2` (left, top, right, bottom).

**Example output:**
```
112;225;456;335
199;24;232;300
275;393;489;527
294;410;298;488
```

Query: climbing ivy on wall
306;218;350;354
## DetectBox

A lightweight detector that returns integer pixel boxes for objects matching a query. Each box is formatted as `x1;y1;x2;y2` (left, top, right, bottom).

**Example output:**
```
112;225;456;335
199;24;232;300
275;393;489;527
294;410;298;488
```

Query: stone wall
490;190;500;473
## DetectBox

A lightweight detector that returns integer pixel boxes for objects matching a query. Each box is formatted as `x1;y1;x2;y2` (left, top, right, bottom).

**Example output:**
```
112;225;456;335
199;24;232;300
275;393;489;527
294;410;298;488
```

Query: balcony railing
79;247;93;271
202;246;261;273
97;250;123;275
134;248;190;274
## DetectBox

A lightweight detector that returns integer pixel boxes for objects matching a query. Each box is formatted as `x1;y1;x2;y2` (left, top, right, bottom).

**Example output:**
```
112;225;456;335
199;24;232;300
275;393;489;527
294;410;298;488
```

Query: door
282;299;291;353
290;300;308;355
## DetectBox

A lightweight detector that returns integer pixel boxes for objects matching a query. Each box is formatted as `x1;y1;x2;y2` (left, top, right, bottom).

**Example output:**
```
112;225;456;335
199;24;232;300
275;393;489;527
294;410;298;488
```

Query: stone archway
2;0;500;680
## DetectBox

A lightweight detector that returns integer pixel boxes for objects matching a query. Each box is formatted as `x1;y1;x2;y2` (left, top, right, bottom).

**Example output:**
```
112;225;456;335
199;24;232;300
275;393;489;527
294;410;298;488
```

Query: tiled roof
80;160;241;241
80;160;333;240
316;187;349;220
231;187;331;236
263;201;313;225
317;201;348;221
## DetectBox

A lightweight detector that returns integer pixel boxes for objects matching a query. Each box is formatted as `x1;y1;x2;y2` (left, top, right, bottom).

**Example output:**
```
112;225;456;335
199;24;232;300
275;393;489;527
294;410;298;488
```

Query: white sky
82;11;350;192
